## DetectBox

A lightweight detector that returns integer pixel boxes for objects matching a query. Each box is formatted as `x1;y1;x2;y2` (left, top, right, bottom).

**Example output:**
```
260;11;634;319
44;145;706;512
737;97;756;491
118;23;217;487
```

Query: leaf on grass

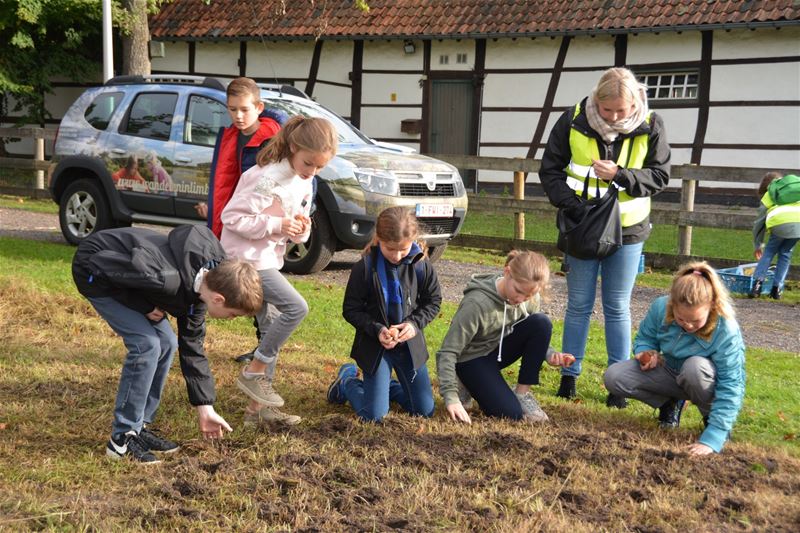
416;423;425;435
783;433;795;441
0;423;7;430
776;411;787;422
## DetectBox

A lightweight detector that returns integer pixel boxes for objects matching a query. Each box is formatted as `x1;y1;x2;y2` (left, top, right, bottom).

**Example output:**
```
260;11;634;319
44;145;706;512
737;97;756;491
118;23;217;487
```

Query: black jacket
342;246;442;376
540;97;671;244
73;225;225;406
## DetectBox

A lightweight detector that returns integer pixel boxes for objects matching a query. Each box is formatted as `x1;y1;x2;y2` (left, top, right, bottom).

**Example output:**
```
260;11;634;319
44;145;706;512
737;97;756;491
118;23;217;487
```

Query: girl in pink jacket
221;116;338;427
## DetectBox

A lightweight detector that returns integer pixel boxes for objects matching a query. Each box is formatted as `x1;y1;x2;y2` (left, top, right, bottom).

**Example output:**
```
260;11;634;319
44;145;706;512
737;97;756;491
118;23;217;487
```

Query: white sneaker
515;392;549;423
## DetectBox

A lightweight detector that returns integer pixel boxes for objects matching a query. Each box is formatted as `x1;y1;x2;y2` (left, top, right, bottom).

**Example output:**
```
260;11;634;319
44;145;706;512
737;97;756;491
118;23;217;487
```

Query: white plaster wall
430;39;476;71
627;32;702;63
44;87;87;119
710;63;800;101
700;149;800;169
656;108;698;144
361;107;422;139
195;41;240;76
705;106;800;145
311;84;352;118
563;35;615;67
363;40;425;70
316;41;354;86
482;73;550;107
485;38;560;68
552;70;603;106
246;41;314;80
362;73;423;105
713;27;800;59
480;112;538;143
151;41;190;72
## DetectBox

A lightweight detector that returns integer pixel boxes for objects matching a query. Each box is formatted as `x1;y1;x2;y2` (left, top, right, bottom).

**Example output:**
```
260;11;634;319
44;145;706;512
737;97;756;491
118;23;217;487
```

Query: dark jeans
456;313;552;420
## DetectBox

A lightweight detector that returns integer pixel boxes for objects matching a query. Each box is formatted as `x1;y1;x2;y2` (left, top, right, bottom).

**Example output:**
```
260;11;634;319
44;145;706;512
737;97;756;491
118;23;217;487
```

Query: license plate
415;203;453;217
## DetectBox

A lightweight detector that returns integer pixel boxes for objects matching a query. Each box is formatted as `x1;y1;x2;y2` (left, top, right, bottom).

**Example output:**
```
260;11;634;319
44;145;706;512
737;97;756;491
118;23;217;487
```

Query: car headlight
452;170;466;196
353;168;398;196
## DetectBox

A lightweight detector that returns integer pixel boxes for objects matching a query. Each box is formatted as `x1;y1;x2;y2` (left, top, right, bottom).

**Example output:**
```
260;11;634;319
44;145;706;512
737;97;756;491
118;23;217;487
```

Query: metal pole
34;135;45;189
102;0;114;82
514;170;525;240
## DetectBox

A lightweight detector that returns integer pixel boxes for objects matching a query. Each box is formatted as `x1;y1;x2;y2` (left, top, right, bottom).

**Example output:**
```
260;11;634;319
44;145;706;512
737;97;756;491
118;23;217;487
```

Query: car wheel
427;244;447;262
282;204;337;274
59;179;114;245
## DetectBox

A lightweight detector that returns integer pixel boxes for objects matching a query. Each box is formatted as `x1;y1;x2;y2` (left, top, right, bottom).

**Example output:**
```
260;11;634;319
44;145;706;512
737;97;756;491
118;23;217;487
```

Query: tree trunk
121;0;150;76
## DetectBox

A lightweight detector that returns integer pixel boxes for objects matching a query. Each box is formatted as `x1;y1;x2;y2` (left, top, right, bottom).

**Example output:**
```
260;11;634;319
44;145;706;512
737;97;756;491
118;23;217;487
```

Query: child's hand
146;307;165;321
547;351;576;367
196;405;233;440
391;323;416;343
635;350;660;371
294;213;311;234
281;216;304;237
687;442;714;456
194;202;208;218
379;327;399;350
446;402;472;424
754;248;763;260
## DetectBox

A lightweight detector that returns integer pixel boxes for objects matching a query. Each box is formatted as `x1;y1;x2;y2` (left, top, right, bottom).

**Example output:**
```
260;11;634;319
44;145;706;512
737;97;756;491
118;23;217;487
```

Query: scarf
376;250;403;326
585;87;649;144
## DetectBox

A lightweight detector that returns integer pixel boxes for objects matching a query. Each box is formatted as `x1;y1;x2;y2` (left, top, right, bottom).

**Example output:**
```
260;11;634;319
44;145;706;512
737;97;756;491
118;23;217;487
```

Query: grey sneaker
457;379;474;410
236;369;285;407
244;405;301;427
515;392;549;423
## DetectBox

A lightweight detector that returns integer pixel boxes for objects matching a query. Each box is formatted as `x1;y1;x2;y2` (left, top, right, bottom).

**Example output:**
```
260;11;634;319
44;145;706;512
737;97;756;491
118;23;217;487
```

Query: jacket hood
168;225;227;291
463;273;504;305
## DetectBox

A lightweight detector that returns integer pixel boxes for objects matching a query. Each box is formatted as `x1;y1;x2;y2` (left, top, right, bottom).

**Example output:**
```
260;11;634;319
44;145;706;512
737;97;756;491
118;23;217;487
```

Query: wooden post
514;170;525;240
678;178;696;255
34;134;45;189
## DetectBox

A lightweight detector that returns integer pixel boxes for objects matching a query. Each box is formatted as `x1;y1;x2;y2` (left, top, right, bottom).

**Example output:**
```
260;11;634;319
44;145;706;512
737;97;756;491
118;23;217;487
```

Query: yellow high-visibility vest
761;191;800;229
565;104;652;227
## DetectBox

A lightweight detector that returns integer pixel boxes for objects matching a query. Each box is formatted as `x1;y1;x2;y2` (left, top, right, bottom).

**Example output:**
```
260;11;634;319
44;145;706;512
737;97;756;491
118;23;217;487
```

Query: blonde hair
227;77;261;106
363;206;425;255
757;171;782;198
504;250;550;300
203;259;263;315
594;67;647;109
256;116;338;167
666;261;735;339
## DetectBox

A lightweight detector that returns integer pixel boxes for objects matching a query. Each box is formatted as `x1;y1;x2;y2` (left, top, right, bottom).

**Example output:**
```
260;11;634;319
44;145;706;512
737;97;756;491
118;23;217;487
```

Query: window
84;92;123;130
439;55;449;65
639;71;699;101
123;93;177;140
185;95;230;146
456;53;468;64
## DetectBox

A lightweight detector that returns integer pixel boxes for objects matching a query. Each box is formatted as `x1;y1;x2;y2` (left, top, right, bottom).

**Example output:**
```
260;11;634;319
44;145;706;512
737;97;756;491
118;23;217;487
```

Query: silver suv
48;75;468;273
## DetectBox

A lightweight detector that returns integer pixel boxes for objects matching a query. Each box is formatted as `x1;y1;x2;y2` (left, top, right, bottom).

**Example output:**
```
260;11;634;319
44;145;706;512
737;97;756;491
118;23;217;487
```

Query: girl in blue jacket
604;262;745;455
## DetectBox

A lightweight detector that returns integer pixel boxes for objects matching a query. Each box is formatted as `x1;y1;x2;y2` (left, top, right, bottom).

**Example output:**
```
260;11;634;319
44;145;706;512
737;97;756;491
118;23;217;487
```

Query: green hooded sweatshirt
435;273;554;406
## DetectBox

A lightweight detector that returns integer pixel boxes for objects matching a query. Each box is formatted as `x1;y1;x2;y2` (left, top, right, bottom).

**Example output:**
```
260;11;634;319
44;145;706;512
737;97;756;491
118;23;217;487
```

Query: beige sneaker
236;369;284;407
515;392;549;423
244;406;301;427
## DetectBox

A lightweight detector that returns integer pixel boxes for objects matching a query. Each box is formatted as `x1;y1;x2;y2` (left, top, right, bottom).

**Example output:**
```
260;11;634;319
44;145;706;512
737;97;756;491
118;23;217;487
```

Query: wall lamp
403;40;416;54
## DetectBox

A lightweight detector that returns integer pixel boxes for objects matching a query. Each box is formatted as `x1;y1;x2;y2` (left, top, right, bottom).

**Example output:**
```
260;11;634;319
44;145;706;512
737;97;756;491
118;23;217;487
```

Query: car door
172;92;231;220
107;91;179;216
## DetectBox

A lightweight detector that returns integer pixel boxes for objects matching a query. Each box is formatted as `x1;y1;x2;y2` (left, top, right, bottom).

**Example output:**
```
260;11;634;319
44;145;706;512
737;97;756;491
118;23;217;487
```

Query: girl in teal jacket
604;262;745;455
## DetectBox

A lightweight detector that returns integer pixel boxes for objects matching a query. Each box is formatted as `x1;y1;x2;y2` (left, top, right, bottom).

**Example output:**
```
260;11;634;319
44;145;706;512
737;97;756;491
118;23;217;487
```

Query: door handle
111;148;126;154
175;156;192;163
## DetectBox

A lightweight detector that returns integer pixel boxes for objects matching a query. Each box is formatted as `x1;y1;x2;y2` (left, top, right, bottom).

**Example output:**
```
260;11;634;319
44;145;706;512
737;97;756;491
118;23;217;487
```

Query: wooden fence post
34;133;45;189
514;170;525;240
678;177;696;255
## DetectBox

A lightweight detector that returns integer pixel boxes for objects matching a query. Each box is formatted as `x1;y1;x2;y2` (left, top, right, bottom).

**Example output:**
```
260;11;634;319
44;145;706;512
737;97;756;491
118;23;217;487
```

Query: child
604;262;746;455
111;154;149;192
327;207;442;422
436;250;575;424
221;116;338;428
72;225;263;464
750;172;800;299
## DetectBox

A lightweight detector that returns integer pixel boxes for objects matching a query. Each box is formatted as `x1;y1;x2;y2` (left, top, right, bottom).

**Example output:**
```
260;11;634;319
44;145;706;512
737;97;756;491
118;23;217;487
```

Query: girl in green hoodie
436;250;575;424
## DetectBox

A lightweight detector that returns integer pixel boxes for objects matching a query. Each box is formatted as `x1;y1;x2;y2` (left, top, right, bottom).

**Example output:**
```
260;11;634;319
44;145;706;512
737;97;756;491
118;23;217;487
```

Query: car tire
282;203;337;274
427;243;447;262
59;179;114;245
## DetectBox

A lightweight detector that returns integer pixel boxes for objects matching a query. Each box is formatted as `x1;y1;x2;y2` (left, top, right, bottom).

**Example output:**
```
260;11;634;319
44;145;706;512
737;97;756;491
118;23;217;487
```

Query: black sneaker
658;398;686;429
556;375;577;399
606;393;628;409
769;285;782;300
749;279;763;298
106;431;160;464
234;349;256;364
139;427;179;454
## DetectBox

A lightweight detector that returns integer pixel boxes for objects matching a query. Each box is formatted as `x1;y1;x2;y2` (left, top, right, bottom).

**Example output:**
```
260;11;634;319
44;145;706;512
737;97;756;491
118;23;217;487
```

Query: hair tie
692;270;703;276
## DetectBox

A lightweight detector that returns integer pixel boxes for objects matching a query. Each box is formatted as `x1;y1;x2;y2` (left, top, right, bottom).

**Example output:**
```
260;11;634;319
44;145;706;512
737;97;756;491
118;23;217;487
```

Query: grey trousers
254;268;308;378
604;357;716;416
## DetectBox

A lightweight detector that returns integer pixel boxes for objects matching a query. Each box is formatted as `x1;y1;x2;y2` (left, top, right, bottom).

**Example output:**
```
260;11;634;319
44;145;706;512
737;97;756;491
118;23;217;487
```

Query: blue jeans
561;242;644;377
754;234;798;291
88;297;178;438
341;346;434;422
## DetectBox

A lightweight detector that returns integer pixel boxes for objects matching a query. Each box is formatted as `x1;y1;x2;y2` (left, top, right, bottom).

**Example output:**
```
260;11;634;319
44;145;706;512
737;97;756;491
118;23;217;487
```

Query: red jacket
207;117;280;238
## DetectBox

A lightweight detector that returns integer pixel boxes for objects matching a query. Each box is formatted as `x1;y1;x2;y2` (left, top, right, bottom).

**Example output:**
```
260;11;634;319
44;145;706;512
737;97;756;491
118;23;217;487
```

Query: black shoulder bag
556;175;622;260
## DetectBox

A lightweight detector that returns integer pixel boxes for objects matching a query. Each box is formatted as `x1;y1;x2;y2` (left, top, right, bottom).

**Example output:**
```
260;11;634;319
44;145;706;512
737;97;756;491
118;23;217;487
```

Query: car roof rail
257;83;310;100
106;74;225;91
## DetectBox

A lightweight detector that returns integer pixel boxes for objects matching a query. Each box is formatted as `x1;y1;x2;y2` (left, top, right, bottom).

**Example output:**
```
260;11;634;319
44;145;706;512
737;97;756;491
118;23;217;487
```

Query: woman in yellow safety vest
540;67;671;407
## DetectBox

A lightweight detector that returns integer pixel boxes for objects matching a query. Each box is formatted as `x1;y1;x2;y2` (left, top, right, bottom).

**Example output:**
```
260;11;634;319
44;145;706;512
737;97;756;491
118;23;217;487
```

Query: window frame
119;91;179;141
638;70;700;103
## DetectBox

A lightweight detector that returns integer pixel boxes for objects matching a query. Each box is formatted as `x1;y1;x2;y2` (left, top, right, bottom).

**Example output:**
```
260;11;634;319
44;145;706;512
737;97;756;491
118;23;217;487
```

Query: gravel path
1;207;797;353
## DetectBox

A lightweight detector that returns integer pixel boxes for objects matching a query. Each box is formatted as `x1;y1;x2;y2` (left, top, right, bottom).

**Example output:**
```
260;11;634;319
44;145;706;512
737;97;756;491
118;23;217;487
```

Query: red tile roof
150;0;800;41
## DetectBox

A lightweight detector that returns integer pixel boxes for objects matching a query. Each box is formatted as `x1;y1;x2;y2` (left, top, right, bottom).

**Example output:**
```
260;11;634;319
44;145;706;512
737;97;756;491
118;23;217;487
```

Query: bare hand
547;352;575;368
281;216;304;237
591;159;619;182
391;322;416;343
446;402;472;424
687;442;714;456
194;202;208;218
197;405;232;440
294;213;311;234
146;307;165;321
378;327;399;350
635;350;660;371
754;248;763;260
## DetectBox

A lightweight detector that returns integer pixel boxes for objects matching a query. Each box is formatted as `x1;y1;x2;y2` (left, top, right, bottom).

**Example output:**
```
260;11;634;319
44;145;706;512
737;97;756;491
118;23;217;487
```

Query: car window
262;97;370;144
84;92;124;131
185;95;231;147
122;92;177;140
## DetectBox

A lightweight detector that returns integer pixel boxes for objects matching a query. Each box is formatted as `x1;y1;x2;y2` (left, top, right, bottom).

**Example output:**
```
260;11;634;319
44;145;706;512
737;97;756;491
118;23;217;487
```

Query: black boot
605;393;628;409
749;279;763;298
770;284;783;300
658;398;686;429
556;375;577;399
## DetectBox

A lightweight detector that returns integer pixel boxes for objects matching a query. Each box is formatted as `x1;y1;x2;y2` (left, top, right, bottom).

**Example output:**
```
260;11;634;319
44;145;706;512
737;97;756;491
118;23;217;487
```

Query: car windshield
261;95;371;145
